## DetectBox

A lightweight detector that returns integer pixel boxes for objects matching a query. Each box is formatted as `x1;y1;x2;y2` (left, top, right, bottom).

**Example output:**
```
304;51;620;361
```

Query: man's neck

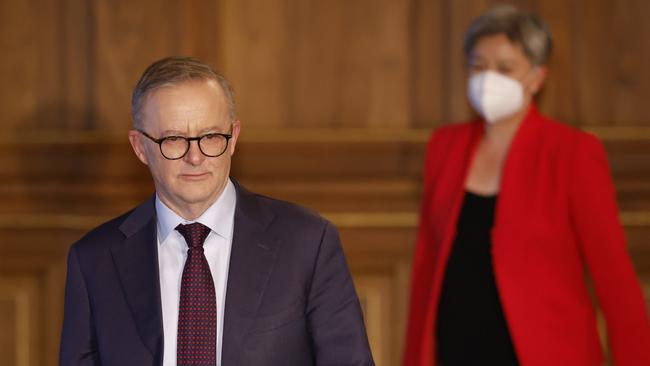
158;182;229;221
172;202;215;221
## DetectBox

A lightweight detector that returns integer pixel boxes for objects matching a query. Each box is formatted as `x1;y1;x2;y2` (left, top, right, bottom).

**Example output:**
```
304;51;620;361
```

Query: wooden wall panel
0;276;41;366
0;228;75;366
222;0;412;128
1;0;650;365
0;0;226;134
0;0;60;131
177;0;222;62
0;290;19;366
3;0;650;132
535;0;579;124
575;0;650;126
410;0;445;127
441;0;487;123
92;0;179;130
0;0;101;132
58;0;95;130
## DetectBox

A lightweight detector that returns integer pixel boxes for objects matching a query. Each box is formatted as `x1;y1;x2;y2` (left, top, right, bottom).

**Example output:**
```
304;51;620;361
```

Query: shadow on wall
10;103;152;216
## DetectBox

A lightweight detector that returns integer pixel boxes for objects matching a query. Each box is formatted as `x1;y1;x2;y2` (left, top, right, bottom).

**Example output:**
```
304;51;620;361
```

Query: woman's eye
498;66;513;75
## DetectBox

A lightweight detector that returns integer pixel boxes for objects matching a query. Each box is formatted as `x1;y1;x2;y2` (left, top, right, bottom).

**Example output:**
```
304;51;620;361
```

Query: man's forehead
140;80;230;130
143;80;228;111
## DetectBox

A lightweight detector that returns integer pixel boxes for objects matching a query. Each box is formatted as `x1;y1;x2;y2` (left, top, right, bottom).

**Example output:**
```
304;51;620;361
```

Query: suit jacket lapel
110;197;164;362
222;180;279;366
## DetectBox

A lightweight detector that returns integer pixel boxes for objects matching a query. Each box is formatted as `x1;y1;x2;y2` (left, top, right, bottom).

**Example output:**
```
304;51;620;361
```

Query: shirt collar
155;178;237;244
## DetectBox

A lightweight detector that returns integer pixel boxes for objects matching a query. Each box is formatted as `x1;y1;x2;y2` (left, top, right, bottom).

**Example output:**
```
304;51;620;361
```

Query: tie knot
176;223;211;248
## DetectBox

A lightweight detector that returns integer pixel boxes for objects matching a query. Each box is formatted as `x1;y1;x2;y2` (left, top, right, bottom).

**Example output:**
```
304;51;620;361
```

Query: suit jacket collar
222;178;280;366
111;179;280;366
112;195;164;363
119;195;157;237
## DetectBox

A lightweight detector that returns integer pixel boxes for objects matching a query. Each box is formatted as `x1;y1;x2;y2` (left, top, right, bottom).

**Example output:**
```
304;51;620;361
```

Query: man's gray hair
464;5;553;65
131;56;236;128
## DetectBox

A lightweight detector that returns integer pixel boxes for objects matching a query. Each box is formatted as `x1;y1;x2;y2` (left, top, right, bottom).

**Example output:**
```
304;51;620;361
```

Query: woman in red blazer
403;6;650;366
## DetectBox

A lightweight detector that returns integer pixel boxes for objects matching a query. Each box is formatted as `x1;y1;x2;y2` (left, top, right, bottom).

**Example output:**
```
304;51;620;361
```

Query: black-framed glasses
137;129;233;160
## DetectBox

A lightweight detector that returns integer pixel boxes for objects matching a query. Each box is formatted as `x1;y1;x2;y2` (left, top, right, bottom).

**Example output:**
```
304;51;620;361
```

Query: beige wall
1;1;650;365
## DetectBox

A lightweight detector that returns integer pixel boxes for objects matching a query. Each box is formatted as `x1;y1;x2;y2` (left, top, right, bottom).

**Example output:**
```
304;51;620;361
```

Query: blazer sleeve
570;133;650;365
59;245;101;365
306;220;375;366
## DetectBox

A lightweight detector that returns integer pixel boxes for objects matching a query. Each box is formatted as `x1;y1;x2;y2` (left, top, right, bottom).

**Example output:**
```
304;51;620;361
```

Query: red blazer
403;105;650;366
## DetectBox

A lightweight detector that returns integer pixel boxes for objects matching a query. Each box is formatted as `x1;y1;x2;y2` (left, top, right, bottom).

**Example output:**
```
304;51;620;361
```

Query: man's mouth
179;172;211;181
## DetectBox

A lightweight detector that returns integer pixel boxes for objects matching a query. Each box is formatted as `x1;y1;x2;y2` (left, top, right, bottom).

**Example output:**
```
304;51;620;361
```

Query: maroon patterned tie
176;223;217;366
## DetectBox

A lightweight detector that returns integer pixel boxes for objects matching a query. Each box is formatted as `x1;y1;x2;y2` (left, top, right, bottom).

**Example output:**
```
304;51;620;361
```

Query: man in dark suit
59;56;374;366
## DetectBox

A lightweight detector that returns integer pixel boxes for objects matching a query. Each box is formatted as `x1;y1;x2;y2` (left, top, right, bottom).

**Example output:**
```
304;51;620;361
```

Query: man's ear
228;120;241;156
128;130;149;166
529;65;548;96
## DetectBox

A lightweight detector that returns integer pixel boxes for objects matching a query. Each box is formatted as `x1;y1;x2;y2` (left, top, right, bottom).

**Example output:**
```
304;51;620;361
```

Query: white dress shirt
156;179;236;366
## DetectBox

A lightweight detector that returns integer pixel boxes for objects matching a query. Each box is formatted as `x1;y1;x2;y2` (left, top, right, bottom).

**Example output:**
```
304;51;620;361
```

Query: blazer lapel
221;181;279;366
110;197;164;362
494;104;544;230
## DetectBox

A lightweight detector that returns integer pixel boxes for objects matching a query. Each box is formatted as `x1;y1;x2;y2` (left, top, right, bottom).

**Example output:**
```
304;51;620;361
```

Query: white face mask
467;70;524;124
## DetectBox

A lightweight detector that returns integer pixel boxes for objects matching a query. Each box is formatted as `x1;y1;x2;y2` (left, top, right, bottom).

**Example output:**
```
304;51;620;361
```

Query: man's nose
183;140;205;165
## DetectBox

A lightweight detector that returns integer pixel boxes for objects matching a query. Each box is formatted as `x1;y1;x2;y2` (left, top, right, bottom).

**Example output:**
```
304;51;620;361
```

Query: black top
436;191;519;366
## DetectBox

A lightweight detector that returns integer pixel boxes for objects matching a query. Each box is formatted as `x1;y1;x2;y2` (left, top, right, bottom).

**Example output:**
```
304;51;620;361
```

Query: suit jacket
403;105;650;366
60;180;374;365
